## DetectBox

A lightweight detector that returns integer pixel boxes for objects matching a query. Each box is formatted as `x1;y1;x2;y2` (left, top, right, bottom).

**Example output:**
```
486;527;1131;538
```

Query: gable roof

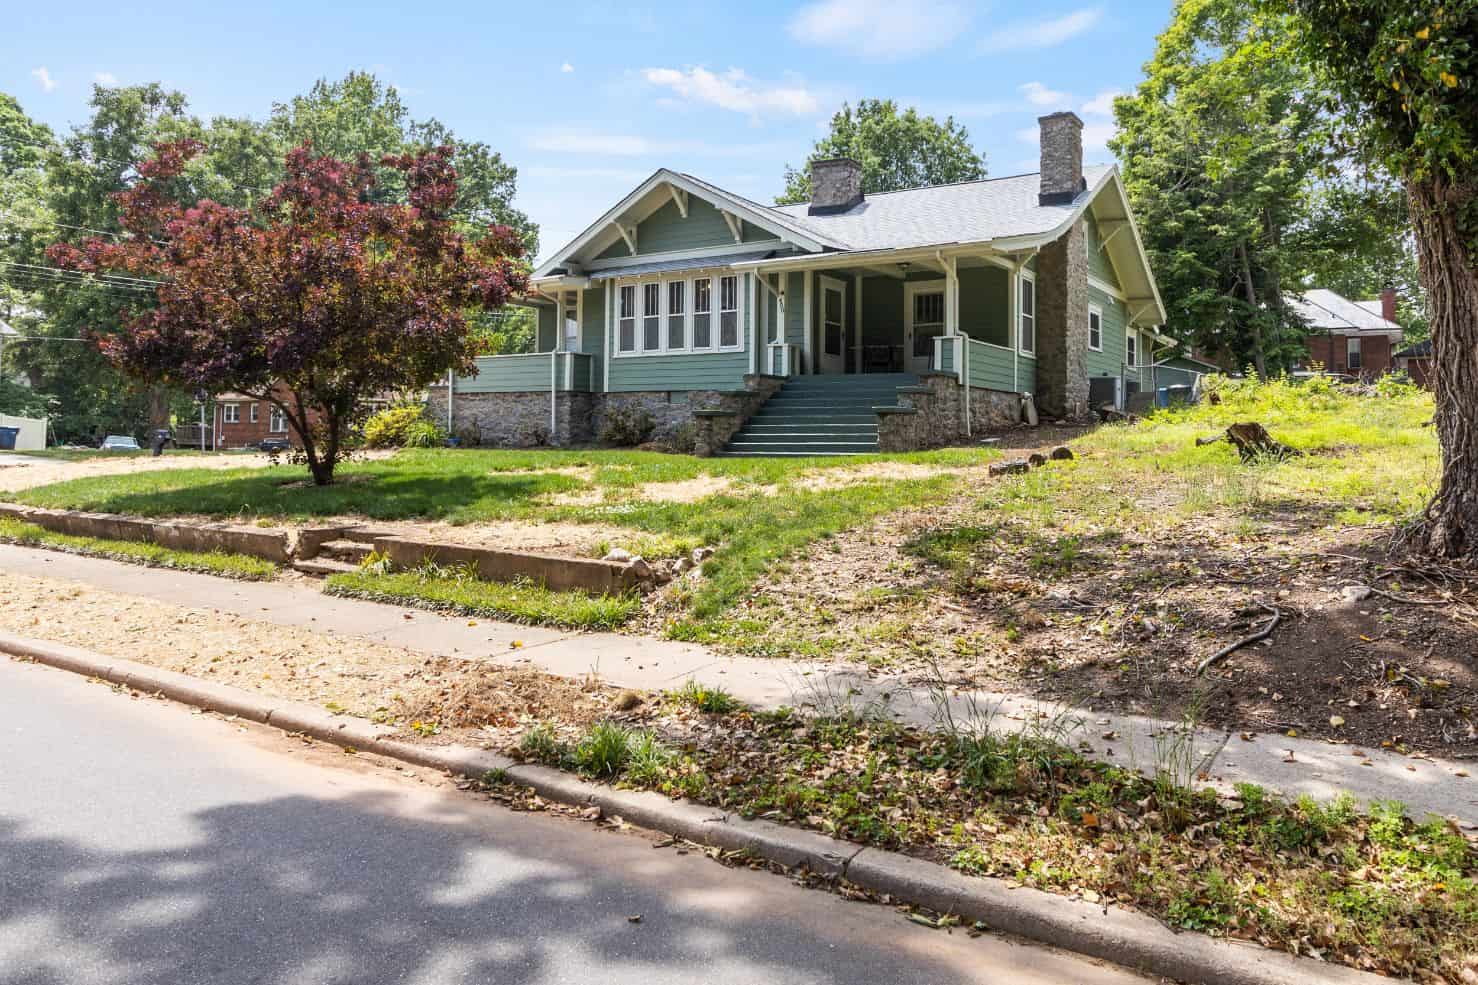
1286;289;1402;334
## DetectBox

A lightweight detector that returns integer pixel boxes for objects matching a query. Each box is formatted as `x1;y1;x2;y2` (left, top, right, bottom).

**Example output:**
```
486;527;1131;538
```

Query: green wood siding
581;287;605;389
557;353;594;392
967;339;1016;391
1084;213;1120;289
459;354;552;393
537;305;556;352
785;271;807;349
1086;286;1129;381
1018;352;1036;392
959;265;1011;347
594;196;779;260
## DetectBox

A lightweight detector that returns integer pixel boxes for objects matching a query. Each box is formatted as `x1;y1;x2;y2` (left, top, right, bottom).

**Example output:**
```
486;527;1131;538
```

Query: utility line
0;260;164;287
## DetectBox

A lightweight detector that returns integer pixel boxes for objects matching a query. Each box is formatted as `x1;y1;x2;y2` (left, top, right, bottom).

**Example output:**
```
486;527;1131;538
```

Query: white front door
905;282;945;374
818;276;847;375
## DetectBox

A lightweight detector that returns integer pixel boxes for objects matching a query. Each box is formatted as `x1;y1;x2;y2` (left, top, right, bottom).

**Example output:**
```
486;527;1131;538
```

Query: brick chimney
1038;112;1085;206
1380;284;1397;323
808;157;864;215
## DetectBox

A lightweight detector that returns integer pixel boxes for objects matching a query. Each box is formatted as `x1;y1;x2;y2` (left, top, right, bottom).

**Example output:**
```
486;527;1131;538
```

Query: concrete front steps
719;374;916;457
290;528;380;577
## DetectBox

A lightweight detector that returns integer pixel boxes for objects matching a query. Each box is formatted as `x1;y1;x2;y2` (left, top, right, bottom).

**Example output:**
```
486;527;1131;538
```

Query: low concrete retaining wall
0;503;291;563
371;535;649;595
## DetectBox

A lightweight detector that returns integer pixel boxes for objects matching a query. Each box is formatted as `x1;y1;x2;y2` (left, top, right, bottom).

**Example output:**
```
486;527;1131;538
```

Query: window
667;281;686;350
1346;336;1362;370
618;285;637;353
269;407;287;433
1126;330;1138;368
563;291;580;353
719;275;739;348
249;403;259;423
693;277;712;349
223;403;240;424
1019;275;1036;355
1088;306;1103;352
642;282;661;351
824;284;844;356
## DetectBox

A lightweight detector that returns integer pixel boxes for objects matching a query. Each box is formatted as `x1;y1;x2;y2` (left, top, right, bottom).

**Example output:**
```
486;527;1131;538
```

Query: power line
0;260;163;287
0;267;157;297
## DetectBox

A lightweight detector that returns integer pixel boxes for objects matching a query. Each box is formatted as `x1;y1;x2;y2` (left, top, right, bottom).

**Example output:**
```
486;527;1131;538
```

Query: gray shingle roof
761;165;1115;252
1286;289;1401;332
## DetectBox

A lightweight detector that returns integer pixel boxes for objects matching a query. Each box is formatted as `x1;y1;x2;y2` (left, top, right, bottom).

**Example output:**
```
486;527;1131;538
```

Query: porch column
801;271;813;375
775;280;788;377
944;256;959;336
853;274;863;374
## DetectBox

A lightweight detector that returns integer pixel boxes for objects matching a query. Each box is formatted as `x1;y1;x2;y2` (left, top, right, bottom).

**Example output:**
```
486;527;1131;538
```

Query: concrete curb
0;630;1389;985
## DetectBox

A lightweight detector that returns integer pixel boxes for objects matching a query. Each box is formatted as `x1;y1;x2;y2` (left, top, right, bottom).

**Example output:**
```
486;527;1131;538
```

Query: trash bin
1155;387;1170;409
0;427;18;450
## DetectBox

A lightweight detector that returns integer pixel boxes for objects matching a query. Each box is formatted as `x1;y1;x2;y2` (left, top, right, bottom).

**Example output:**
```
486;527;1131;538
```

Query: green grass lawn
14;445;997;631
0;517;278;580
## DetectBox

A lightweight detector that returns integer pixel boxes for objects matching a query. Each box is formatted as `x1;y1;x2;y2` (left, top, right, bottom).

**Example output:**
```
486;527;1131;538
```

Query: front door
818;276;847;375
905;282;945;374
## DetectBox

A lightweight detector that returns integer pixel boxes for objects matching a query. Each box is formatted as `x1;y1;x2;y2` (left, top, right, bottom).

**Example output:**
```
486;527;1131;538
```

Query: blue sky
6;0;1172;261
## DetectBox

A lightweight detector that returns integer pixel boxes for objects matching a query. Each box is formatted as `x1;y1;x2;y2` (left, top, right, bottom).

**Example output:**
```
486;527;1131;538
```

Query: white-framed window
1018;273;1036;356
642;282;661;352
222;403;240;424
612;271;745;357
667;280;686;350
618;285;637;353
563;291;580;353
1126;329;1138;368
249;403;259;423
1346;336;1362;370
1088;305;1103;352
693;277;712;349
719;275;739;348
269;407;287;433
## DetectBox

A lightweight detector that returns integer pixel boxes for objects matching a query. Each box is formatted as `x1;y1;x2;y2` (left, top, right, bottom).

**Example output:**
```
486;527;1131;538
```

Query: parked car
258;437;292;452
99;435;141;451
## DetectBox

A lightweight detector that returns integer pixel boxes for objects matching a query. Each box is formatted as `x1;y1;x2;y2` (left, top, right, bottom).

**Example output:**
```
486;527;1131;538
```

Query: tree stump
1224;422;1301;463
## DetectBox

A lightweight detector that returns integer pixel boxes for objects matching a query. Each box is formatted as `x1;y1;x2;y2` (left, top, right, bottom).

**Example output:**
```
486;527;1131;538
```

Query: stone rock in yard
603;547;634;563
1027;453;1048;468
627;557;652;580
1049;446;1074;461
675;556;694;573
988;460;1030;477
1341;584;1373;603
691;546;715;564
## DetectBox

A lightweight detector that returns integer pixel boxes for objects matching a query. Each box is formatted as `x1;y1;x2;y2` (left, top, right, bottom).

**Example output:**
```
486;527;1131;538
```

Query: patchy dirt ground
0;449;406;495
713;426;1478;757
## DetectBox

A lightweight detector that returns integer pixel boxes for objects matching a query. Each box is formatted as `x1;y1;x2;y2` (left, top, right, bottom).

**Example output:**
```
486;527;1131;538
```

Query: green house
433;112;1183;456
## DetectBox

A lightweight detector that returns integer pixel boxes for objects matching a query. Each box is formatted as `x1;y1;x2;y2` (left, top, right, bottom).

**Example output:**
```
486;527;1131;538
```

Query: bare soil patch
0;452;276;494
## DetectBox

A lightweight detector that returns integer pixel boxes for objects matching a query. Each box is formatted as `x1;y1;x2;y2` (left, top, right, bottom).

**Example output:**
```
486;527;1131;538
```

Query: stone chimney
1038;112;1085;206
1380;284;1397;323
808;157;864;215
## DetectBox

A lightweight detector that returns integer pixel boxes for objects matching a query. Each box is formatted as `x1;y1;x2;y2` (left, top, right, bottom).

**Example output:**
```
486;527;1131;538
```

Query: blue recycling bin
0;427;19;450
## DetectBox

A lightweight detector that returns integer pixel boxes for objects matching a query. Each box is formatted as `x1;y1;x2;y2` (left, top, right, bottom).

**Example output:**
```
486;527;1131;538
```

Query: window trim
617;284;638;354
269;406;288;434
222;403;240;424
1346;335;1362;371
1088;304;1103;353
611;267;747;358
561;289;582;354
1017;271;1037;357
249;403;259;424
1126;329;1139;368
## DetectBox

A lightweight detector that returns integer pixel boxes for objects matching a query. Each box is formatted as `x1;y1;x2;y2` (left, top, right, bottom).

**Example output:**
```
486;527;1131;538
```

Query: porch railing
457;351;594;394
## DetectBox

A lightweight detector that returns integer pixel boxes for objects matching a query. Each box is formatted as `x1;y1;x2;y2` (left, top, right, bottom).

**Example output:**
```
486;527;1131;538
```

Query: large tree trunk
1409;172;1478;558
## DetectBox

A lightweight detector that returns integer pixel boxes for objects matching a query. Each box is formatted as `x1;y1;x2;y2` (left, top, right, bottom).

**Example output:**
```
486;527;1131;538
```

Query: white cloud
639;66;819;117
788;0;969;59
30;67;56;92
526;130;789;158
94;72;119;86
1020;82;1071;108
1080;89;1121;117
560;62;574;74
980;8;1102;52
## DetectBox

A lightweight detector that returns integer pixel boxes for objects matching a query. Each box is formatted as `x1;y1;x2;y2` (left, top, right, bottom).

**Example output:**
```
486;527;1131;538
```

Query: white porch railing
767;342;801;377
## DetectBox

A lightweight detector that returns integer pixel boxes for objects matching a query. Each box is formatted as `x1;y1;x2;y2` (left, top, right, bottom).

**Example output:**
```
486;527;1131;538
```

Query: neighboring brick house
214;390;300;449
1287;288;1403;378
1395;338;1433;387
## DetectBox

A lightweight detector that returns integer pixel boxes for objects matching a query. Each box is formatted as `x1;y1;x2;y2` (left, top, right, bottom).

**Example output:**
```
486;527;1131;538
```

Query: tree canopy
1112;0;1417;374
776;99;986;204
51;141;529;484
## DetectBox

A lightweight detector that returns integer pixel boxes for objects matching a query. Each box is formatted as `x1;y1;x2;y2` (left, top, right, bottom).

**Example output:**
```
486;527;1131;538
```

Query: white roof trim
534;169;834;278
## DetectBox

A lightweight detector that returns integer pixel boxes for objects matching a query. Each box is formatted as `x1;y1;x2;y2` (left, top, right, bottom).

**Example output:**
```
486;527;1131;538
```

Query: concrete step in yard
291;557;361;577
317;539;374;563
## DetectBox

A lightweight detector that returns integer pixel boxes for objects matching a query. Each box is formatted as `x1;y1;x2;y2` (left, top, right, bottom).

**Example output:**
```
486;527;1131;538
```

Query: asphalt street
0;656;1152;985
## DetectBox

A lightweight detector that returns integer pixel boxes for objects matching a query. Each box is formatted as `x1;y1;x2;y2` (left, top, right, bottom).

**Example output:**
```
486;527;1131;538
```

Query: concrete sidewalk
4;541;1474;822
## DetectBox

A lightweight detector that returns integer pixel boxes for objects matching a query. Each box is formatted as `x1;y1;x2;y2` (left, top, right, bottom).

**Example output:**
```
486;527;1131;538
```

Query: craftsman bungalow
431;112;1175;455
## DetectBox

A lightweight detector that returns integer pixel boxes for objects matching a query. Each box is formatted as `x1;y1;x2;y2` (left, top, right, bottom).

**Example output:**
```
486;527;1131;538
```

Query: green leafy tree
1111;0;1383;376
776;99;986;204
1259;0;1477;557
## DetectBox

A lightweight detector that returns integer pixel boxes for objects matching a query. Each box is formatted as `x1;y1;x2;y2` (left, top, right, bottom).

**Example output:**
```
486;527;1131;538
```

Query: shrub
599;405;656;446
362;404;447;449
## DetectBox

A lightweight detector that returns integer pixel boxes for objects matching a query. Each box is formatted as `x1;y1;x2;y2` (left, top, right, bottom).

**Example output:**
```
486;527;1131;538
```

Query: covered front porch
737;248;1039;397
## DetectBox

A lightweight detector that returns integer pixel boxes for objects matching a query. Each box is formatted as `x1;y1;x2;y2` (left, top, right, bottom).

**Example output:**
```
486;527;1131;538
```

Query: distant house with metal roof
431;112;1174;455
1287;287;1404;378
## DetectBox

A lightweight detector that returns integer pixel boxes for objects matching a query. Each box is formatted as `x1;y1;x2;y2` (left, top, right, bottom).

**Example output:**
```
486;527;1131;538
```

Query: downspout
446;368;454;435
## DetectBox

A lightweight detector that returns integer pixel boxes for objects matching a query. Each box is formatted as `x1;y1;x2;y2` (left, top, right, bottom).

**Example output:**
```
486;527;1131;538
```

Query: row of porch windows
615;275;741;355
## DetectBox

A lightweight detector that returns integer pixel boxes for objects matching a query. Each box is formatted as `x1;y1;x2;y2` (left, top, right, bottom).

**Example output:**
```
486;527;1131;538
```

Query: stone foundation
878;373;1024;452
429;375;784;451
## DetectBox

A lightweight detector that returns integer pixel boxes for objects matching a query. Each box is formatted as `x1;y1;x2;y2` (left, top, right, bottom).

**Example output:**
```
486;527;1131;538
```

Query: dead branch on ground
1196;602;1282;675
